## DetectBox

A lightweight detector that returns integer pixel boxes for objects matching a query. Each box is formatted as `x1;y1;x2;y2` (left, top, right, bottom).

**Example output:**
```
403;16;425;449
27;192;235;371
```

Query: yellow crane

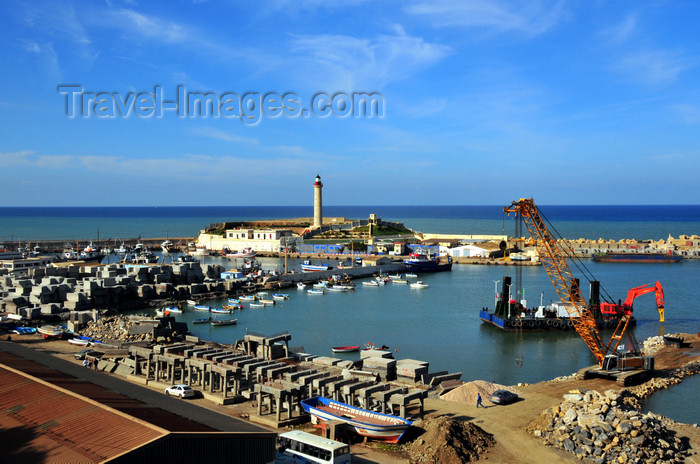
504;198;653;384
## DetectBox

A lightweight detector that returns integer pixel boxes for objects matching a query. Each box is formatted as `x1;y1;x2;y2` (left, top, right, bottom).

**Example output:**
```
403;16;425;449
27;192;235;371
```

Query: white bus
276;430;351;464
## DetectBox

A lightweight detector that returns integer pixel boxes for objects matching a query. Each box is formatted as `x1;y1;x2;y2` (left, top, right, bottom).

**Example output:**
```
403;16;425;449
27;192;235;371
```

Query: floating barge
479;276;635;331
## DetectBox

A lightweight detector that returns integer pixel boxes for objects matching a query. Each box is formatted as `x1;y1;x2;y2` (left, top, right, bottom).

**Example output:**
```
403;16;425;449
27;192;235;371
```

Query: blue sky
1;0;699;206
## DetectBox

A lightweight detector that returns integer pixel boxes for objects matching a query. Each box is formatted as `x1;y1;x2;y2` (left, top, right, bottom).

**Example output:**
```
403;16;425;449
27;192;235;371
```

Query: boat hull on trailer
300;396;412;443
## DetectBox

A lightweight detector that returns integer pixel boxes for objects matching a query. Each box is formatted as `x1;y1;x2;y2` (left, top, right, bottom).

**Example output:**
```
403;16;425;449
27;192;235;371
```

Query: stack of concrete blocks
396;359;430;383
361;349;397;381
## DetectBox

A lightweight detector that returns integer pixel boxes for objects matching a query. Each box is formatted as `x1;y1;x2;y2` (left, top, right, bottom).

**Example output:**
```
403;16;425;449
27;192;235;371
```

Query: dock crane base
578;366;653;387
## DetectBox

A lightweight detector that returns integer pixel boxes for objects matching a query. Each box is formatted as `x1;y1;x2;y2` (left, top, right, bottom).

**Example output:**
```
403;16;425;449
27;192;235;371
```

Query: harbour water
1;205;698;424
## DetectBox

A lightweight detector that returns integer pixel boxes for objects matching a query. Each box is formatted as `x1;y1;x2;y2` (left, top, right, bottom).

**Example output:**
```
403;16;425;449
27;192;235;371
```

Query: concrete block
363;357;396;370
313;356;342;366
361;349;394;359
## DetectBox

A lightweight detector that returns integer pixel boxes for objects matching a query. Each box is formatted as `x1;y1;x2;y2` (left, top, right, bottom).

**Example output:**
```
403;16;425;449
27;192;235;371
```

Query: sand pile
440;380;520;404
407;416;494;463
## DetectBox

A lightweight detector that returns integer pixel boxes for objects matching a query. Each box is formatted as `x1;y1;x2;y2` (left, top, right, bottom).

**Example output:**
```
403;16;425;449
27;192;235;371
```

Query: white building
197;228;300;253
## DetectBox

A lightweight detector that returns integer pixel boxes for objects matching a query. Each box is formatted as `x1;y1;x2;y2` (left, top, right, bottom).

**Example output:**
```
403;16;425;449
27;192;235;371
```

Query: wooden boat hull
301;396;411;443
37;326;65;340
332;346;360;353
210;319;237;326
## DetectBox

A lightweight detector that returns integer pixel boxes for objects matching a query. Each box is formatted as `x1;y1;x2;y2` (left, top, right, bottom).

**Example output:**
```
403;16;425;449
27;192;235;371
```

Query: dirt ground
7;333;700;464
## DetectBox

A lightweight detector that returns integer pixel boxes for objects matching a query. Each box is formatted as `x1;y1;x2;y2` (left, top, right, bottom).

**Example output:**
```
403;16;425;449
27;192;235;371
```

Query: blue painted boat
11;327;37;335
300;396;411;443
403;253;452;272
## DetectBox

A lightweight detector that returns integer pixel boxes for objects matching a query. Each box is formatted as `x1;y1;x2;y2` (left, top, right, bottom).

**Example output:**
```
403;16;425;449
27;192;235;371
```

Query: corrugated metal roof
0;366;164;462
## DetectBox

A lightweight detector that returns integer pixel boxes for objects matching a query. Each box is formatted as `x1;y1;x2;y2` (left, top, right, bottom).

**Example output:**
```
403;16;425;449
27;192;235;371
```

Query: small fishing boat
228;298;240;304
192;318;210;324
272;294;289;300
223;304;242;310
297;282;307;289
313;281;329;288
186;299;197;305
225;247;257;259
211;308;233;314
393;279;408;284
165;306;182;313
37;326;65;340
10;327;37;335
326;286;348;292
194;305;211;311
300;396;412;443
155;308;169;317
332;345;360;353
259;299;275;305
333;285;354;291
410;281;429;289
300;261;332;272
249;302;265;308
68;337;90;347
307;289;324;295
210;318;237;326
362;280;380;287
405;273;418;278
257;291;269;296
240;295;257;301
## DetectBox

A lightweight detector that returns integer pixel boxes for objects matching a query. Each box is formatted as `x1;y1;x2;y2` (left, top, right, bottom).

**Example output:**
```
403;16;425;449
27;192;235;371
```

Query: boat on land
409;281;429;289
192;318;210;324
10;326;36;335
300;396;412;443
301;261;332;272
362;280;380;287
272;294;289;300
37;326;65;340
194;305;211;311
225;247;257;259
332;345;360;353
210;318;237;326
307;289;324;295
68;337;90;347
403;253;452;273
592;252;683;263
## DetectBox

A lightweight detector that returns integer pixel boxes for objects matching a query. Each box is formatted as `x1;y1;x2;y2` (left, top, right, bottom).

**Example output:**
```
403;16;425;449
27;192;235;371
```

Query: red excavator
599;281;665;322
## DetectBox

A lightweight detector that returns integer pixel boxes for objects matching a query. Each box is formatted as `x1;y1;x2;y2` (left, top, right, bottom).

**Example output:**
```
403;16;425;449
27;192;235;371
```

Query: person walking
476;393;485;408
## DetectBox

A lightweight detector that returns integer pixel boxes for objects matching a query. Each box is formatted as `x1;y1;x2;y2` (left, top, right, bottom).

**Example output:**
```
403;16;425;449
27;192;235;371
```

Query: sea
1;205;698;424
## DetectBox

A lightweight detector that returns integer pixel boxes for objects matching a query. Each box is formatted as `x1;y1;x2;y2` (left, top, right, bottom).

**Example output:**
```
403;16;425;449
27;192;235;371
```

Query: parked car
165;384;196;399
74;349;101;360
489;389;518;405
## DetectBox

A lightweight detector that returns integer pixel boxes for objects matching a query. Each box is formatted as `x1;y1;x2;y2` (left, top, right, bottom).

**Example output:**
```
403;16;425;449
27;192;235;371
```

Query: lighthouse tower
313;174;323;228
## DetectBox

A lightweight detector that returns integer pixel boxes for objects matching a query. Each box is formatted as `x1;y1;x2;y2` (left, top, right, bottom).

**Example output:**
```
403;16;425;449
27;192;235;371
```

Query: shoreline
2;329;698;464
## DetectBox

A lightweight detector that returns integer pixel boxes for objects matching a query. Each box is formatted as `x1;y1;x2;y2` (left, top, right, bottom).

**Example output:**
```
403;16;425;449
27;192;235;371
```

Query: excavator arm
623;281;665;322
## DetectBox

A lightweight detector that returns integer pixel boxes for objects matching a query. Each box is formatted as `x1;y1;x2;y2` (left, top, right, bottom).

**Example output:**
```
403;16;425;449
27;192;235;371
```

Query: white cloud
615;49;694;86
404;0;566;35
602;14;637;43
290;26;452;88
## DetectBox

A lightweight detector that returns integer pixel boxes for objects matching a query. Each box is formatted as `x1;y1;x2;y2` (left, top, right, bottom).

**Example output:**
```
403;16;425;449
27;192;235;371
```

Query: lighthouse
313;174;323;228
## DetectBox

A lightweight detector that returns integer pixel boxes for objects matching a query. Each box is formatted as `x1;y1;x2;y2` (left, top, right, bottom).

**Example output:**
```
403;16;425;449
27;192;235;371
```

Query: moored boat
210;318;237;326
192;318;210;324
240;295;257;301
403;253;452;273
307;289;324;295
362;280;380;287
272;293;289;300
405;273;418;278
186;299;198;305
300;261;332;272
297;282;307;289
332;345;360;353
225;247;257;259
409;281;429;289
592;252;683;263
326;286;348;292
259;299;276;305
249;302;265;307
300;396;412;443
194;305;211;311
211;308;233;314
228;298;240;304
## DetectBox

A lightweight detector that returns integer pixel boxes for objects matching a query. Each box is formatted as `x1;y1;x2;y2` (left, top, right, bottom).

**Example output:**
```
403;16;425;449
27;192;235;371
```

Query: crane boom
504;198;635;366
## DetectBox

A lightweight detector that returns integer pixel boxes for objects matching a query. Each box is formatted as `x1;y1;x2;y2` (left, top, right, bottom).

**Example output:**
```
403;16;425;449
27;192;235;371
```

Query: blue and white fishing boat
165;306;182;313
10;327;37;335
228;298;240;304
313;281;329;288
272;294;289;300
240;295;257;301
300;396;412;443
211;308;232;314
194;304;211;311
300;261;332;272
307;289;324;295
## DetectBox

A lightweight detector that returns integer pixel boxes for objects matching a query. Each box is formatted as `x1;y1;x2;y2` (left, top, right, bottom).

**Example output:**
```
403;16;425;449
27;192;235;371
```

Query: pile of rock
407;416;494;463
77;315;185;344
629;359;700;400
529;389;690;463
440;380;520;404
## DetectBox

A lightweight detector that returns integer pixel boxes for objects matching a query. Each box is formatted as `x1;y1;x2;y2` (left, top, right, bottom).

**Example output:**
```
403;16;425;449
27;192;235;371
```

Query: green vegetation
207;227;226;236
355;225;414;236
